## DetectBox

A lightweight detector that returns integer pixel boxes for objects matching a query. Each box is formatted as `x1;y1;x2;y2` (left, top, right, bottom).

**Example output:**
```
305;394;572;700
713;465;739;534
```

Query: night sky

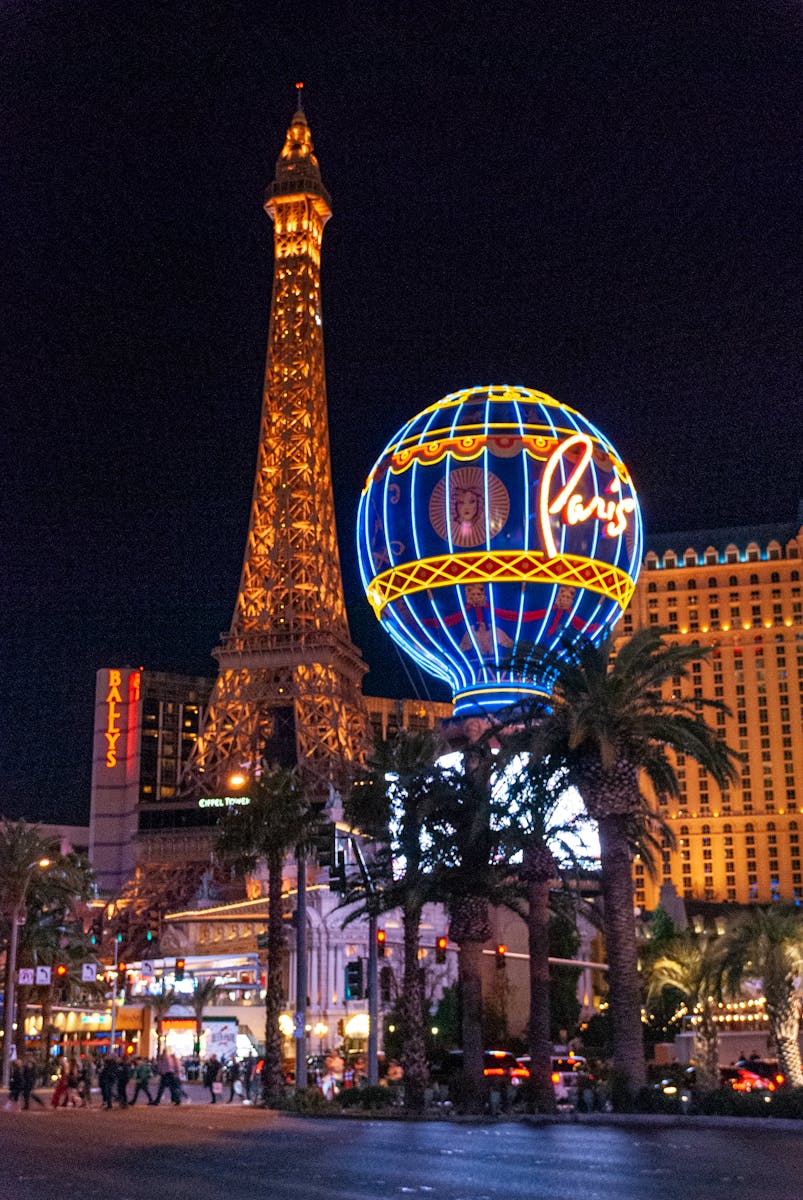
2;2;800;825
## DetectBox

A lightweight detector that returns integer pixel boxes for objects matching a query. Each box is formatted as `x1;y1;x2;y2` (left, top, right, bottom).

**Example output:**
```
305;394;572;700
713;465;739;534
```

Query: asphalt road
1;1104;797;1200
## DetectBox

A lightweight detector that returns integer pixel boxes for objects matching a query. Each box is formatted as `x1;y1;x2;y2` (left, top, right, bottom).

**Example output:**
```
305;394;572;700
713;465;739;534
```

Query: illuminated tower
192;93;369;798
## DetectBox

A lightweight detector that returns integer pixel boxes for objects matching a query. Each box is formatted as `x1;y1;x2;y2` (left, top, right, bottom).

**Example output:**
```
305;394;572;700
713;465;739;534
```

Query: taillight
551;1072;560;1084
775;1074;785;1085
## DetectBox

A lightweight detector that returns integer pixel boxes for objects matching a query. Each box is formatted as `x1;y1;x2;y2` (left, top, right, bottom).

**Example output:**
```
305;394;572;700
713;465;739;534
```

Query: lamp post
2;857;50;1087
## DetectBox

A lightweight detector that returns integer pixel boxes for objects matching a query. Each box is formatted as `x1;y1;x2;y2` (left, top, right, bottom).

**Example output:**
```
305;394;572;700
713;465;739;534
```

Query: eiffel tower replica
191;91;369;801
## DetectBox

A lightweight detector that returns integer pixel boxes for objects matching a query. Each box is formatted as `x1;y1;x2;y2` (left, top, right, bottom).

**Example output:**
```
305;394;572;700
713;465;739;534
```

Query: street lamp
2;857;51;1086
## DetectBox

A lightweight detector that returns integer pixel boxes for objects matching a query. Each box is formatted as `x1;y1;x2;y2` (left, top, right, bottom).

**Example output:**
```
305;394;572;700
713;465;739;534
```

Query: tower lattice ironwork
191;100;369;799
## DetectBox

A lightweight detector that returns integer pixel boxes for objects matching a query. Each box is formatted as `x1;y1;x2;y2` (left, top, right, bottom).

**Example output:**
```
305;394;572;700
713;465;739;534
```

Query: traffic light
435;936;447;965
117;961;127;987
379;965;393;1005
495;944;507;970
344;959;363;1000
90;912;104;946
54;962;68;998
330;848;347;894
376;929;386;958
312;818;336;871
145;912;160;943
116;910;130;945
175;957;185;982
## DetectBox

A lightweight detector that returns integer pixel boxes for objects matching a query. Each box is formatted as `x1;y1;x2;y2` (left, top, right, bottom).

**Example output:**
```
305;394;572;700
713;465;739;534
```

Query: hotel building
620;505;803;908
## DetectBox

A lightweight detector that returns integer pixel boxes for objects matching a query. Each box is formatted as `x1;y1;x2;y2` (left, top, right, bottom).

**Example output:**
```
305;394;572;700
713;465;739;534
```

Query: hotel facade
619;505;803;908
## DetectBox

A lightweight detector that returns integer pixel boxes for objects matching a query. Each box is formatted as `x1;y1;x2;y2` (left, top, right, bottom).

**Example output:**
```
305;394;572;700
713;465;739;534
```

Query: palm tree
426;738;510;1112
0;824;88;1069
518;628;737;1098
346;728;445;1111
646;931;725;1090
188;977;222;1055
150;987;178;1055
719;906;803;1087
216;762;317;1105
495;740;581;1112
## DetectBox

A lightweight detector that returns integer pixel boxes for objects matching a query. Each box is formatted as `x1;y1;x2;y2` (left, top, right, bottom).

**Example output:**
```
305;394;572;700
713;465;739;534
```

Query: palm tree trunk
527;876;555;1113
767;998;803;1088
400;905;427;1111
262;851;286;1106
14;985;31;1060
695;1002;719;1091
459;938;486;1113
597;814;646;1100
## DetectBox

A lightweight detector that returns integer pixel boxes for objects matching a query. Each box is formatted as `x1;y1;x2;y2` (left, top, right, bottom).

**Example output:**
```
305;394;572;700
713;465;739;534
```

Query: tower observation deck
191;100;369;799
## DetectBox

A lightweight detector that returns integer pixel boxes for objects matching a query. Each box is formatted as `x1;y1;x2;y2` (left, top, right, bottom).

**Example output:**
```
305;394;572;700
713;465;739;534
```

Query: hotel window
747;546;760;563
664;551;677;567
684;550;697;567
648;581;657;593
726;547;739;564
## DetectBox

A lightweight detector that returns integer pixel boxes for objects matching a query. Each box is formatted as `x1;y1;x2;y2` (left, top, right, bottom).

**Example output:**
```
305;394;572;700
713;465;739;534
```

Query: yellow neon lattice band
365;550;635;617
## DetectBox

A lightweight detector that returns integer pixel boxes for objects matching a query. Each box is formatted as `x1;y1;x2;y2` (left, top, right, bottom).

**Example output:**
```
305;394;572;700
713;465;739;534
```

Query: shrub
335;1085;394;1111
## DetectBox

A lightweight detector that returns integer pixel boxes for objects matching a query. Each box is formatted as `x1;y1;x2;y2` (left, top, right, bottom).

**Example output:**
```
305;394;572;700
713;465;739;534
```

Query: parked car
429;1049;529;1091
734;1059;786;1089
516;1053;593;1108
720;1065;778;1093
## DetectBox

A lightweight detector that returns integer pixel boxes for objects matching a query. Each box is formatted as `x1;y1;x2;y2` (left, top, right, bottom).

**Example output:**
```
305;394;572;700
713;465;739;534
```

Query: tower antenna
295;80;304;111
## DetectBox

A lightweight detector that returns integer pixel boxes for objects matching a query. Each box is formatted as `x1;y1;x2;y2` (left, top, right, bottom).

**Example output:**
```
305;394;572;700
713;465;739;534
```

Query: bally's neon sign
104;669;140;768
539;433;636;558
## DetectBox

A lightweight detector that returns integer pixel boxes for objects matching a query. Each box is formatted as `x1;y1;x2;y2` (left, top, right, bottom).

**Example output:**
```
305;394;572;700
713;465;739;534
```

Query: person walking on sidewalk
130;1057;154;1106
203;1054;222;1104
20;1057;45;1110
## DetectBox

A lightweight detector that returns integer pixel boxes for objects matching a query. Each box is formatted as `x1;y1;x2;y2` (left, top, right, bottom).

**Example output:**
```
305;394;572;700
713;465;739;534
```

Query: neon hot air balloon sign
357;386;643;717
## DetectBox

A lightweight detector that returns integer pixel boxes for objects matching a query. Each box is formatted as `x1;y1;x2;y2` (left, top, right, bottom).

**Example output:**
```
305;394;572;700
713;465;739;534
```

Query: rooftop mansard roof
643;501;802;565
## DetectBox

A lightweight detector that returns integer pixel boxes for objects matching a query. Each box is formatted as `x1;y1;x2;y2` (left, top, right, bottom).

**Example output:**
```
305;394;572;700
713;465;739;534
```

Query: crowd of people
4;1051;258;1111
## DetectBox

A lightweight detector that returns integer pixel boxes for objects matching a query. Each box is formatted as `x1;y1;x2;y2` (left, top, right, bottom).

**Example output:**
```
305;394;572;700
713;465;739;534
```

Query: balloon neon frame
357;385;643;716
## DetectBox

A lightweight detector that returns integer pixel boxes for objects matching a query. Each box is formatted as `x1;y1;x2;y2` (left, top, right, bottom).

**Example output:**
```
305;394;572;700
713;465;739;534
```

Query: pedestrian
20;1056;44;1110
51;1061;70;1108
116;1055;131;1107
226;1057;241;1102
98;1056;118;1109
151;1049;180;1105
242;1053;255;1103
130;1057;154;1106
203;1054;222;1104
77;1058;93;1107
64;1059;82;1107
7;1060;23;1109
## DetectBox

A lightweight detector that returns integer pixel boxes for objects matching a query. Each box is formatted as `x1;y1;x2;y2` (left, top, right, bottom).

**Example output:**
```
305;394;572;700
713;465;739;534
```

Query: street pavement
2;1098;799;1200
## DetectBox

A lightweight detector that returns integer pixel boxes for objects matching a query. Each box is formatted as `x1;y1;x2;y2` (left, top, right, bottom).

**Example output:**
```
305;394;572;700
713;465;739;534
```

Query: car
734;1059;786;1089
516;1053;593;1108
720;1065;777;1093
429;1049;529;1091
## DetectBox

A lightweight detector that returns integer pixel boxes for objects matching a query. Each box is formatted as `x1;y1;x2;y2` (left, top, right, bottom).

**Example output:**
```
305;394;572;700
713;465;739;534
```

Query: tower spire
190;105;368;799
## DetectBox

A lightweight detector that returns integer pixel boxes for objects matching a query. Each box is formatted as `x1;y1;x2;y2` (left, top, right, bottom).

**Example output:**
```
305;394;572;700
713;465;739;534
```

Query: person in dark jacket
202;1054;221;1103
21;1056;44;1109
116;1056;131;1107
98;1056;118;1109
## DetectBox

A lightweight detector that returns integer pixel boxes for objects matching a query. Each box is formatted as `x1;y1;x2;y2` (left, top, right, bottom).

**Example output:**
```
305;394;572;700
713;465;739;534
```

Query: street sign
141;960;155;978
35;966;51;986
292;1011;305;1040
81;963;98;982
17;968;34;986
